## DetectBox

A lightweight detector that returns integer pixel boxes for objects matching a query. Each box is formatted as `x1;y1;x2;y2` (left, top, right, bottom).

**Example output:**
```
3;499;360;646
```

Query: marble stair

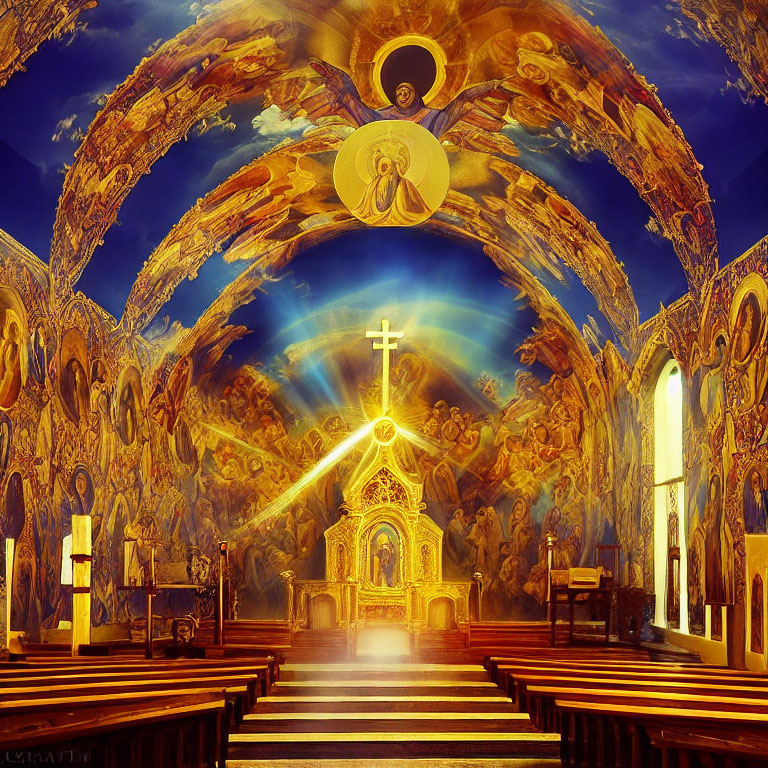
226;662;561;765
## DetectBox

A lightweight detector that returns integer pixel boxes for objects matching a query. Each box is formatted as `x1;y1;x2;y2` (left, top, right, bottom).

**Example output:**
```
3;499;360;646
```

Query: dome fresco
0;0;766;660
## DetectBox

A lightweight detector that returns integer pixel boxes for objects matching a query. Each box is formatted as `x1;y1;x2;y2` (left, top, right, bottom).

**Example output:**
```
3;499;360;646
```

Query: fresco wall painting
0;0;766;665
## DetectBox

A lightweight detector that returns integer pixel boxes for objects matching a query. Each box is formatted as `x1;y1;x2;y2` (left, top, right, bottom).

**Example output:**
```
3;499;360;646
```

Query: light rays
201;422;295;472
234;421;375;535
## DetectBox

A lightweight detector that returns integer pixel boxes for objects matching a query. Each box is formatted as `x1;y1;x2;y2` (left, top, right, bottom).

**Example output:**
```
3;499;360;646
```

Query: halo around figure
373;35;447;106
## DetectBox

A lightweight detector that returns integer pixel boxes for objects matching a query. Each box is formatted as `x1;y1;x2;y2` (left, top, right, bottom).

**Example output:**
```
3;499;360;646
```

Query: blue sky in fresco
0;0;766;387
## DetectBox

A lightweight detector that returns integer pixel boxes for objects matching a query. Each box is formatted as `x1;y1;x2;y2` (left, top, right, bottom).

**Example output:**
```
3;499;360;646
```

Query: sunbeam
234;421;376;534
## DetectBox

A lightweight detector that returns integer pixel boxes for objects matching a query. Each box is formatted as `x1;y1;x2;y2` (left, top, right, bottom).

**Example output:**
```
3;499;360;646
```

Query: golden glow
230;732;559;742
236;422;375;534
201;422;294;471
371;35;448;106
372;416;397;445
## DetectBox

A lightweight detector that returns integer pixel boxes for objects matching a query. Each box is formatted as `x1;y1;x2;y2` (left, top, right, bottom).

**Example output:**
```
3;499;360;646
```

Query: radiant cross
366;318;403;414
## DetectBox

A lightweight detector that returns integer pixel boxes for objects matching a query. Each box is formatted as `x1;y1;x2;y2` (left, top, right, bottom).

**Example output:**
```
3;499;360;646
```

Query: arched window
653;358;688;632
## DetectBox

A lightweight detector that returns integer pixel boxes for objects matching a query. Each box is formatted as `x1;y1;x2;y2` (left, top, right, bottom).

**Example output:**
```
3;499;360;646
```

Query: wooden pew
0;690;226;768
2;653;280;685
496;658;768;767
487;655;703;685
497;662;768;704
0;659;269;766
646;722;768;768
0;661;272;696
556;699;768;768
511;671;768;713
526;683;768;732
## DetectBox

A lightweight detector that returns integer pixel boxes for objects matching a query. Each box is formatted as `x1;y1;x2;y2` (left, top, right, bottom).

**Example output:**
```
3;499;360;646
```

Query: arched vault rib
447;150;638;348
117;126;348;337
117;134;637;357
461;0;719;294
49;0;299;298
152;200;604;414
676;0;768;105
0;0;94;89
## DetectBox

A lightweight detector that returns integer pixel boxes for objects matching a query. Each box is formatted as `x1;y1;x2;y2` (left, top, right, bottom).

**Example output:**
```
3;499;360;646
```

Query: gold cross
366;318;403;414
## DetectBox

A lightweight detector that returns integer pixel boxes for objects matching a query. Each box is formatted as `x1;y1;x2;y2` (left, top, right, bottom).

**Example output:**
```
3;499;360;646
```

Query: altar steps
226;662;561;763
287;629;351;663
281;663;488;682
227;761;559;768
269;678;499;696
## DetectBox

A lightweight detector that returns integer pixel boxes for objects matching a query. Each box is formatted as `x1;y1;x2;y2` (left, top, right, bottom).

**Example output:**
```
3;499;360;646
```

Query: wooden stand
71;515;92;655
549;586;614;646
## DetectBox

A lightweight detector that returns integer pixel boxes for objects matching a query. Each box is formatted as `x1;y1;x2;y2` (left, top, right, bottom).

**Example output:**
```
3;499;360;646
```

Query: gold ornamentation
361;468;408;510
333;120;449;227
373;417;397;445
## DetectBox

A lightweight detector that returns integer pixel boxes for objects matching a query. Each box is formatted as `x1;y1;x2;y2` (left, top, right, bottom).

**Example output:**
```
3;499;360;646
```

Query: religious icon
30;324;50;385
116;366;143;448
744;467;768;534
311;44;501;139
752;573;764;654
334;120;449;227
0;305;24;409
370;524;399;588
60;355;89;423
732;291;763;363
705;474;735;605
69;467;94;517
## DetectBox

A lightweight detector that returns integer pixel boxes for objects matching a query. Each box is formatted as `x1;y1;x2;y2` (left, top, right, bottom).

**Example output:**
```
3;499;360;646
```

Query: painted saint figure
353;137;430;225
372;531;398;588
311;59;501;139
744;468;768;534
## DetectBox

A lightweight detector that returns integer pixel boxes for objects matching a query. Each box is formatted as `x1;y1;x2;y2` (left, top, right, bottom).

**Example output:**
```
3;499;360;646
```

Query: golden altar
294;437;470;634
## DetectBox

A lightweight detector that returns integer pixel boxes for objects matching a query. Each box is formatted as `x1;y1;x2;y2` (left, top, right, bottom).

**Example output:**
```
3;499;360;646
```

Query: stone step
281;663;489;683
254;697;515;714
239;710;535;733
269;681;501;697
227;760;560;768
227;730;561;760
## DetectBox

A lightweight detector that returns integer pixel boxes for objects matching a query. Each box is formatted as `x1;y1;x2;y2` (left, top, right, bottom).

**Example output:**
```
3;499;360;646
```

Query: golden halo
373;417;397;445
333;120;450;227
372;35;448;106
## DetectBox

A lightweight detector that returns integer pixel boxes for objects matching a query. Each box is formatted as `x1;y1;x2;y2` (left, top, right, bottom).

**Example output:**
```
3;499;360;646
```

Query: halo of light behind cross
230;318;407;535
366;317;404;415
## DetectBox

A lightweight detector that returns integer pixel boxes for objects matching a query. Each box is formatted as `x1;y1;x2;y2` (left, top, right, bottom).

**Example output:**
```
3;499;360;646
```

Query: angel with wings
309;58;503;139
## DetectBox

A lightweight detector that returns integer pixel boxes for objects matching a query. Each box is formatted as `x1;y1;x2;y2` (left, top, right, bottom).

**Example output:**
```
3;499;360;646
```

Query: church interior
1;0;767;765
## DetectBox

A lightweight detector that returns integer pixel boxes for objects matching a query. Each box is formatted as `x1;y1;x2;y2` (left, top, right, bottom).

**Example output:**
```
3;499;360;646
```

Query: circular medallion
334;120;449;227
373;416;397;445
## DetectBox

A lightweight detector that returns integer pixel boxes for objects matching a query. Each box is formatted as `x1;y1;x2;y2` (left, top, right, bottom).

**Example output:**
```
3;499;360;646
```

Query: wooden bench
487;654;696;685
2;653;280;684
497;663;768;704
527;683;768;732
0;661;271;696
0;690;226;768
495;658;768;767
0;658;272;765
557;699;768;768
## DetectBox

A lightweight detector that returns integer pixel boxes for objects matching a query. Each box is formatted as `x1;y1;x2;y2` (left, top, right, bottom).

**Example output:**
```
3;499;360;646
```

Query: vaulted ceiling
0;0;766;401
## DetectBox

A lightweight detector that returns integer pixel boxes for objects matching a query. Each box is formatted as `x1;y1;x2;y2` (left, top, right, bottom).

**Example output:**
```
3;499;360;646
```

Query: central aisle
226;662;561;766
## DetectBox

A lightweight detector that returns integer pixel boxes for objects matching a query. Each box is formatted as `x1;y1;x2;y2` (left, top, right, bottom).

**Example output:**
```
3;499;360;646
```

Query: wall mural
0;0;766;662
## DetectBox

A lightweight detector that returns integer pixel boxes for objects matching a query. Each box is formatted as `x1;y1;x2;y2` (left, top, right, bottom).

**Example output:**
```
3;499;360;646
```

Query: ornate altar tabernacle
294;421;471;638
